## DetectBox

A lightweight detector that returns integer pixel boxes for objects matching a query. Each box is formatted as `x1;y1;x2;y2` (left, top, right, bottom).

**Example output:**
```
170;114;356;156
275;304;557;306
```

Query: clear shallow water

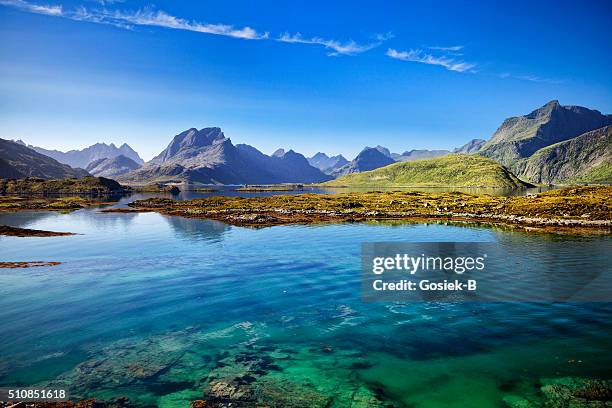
0;208;611;407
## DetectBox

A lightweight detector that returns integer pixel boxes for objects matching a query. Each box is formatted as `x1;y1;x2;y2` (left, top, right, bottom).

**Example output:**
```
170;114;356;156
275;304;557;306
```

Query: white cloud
0;0;61;15
1;0;388;56
74;7;269;39
278;32;389;56
428;45;464;52
498;73;561;84
386;48;476;72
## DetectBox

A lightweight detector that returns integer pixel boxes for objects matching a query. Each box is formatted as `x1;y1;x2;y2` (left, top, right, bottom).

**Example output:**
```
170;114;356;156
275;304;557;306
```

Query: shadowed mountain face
0;138;90;179
454;139;486;154
307;152;349;174
85;155;142;178
392;149;451;162
119;128;331;185
26;142;144;169
332;147;395;177
512;126;612;184
480;100;612;166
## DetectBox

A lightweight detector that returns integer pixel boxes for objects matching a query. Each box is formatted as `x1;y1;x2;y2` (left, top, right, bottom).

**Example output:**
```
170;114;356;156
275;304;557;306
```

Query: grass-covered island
122;186;611;233
321;154;531;188
0;176;130;195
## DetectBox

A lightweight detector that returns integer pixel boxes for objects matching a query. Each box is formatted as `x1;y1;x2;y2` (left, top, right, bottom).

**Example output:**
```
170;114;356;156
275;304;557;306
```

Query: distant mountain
85;155;142;178
28;142;144;169
511;126;611;184
480;100;612;167
392;149;451;162
332;147;395;177
454;139;486;154
372;145;392;158
307;152;349;174
119;127;331;184
324;154;529;188
0;138;90;179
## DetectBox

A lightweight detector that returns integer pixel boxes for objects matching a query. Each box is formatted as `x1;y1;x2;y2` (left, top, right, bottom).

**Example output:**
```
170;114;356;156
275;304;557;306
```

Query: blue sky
1;0;611;161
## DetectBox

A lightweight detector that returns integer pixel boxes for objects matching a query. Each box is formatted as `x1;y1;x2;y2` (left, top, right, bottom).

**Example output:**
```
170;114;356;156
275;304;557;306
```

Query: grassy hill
322;154;530;188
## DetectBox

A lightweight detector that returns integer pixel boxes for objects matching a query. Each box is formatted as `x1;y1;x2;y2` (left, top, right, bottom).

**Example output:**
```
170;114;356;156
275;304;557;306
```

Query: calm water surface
0;206;610;407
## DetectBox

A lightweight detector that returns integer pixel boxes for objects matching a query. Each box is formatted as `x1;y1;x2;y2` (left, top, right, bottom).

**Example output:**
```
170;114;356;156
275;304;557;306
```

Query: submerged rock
503;377;612;408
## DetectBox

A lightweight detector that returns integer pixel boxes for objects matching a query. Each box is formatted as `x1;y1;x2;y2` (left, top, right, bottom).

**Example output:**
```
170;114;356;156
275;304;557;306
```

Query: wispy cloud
74;7;268;39
427;45;464;52
1;0;388;55
386;48;476;72
498;72;562;84
277;32;390;56
0;0;61;15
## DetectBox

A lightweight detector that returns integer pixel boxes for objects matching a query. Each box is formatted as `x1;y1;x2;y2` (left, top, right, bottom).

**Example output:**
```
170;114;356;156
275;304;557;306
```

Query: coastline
110;186;611;234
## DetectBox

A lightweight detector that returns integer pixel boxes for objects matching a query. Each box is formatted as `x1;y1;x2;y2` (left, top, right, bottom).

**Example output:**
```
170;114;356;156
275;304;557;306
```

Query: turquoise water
0;208;611;407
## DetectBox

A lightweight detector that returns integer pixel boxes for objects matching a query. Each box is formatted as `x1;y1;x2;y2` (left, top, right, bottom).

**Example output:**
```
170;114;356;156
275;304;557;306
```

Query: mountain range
17;141;144;169
118;127;331;184
1;138;89;179
307;153;349;174
2;100;610;187
331;147;396;177
478;100;612;184
86;155;143;178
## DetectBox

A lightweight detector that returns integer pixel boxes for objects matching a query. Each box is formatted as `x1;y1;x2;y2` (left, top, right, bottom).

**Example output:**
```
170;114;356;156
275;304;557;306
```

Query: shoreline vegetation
110;186;612;233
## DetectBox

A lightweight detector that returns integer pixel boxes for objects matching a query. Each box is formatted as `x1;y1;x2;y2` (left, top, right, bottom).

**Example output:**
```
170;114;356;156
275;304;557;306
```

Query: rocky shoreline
0;225;75;237
123;186;612;234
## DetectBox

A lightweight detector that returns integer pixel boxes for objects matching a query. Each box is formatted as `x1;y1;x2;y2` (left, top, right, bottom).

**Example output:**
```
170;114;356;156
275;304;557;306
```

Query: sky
0;0;611;161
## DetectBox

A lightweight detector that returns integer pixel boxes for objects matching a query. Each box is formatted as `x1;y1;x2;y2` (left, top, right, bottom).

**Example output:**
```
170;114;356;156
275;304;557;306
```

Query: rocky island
122;186;611;233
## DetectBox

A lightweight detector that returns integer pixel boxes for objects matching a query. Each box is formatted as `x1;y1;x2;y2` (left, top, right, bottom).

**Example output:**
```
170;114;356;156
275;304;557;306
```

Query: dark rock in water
205;379;256;403
168;186;181;195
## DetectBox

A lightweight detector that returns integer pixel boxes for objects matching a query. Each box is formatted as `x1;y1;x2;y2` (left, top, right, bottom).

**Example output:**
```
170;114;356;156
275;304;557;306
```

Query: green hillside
322;154;530;188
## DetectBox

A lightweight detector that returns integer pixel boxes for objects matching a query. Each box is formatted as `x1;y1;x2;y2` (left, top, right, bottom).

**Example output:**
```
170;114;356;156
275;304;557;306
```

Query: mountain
323;154;529;188
392;149;451;162
332;147;396;177
454;139;486;154
372;145;392;158
511;126;611;184
480;100;612;167
307;152;349;174
119;127;331;184
85;155;142;178
0;138;90;179
28;142;144;169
